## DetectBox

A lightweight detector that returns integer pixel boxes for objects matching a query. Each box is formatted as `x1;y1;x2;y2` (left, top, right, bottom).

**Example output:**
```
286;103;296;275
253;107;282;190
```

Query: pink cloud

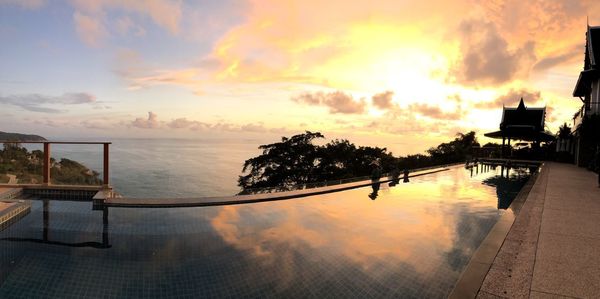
70;0;182;34
73;12;108;47
131;111;161;129
292;91;366;114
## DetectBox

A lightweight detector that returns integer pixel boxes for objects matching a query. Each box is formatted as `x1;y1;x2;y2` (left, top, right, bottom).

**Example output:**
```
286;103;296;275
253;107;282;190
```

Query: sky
0;0;598;155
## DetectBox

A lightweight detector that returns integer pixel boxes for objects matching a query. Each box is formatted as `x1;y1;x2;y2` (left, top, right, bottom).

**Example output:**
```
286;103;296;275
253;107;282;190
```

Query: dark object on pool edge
403;169;410;183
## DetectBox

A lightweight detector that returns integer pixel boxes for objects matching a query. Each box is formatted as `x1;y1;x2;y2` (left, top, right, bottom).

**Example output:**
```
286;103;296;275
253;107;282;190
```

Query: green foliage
239;131;324;189
0;144;102;185
238;130;479;191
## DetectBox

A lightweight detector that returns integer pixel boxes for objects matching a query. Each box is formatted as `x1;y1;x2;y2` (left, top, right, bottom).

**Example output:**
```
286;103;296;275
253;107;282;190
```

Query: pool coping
448;163;544;299
98;167;455;208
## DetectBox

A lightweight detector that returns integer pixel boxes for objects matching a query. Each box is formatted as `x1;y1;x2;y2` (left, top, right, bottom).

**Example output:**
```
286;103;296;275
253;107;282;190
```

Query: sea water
22;138;266;198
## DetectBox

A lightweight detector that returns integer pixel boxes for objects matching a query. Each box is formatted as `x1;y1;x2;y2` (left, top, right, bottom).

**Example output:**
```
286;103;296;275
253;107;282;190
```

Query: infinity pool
0;166;532;298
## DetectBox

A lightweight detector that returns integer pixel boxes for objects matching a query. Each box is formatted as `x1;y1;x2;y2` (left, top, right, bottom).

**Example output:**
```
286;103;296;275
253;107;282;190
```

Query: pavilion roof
484;98;554;142
573;26;600;97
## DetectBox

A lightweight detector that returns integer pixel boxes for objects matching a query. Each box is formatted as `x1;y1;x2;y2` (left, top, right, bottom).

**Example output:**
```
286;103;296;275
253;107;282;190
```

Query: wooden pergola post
103;143;109;188
43;142;51;185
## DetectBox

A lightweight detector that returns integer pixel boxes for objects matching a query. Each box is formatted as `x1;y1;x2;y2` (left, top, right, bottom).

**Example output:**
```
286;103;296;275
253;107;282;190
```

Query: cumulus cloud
73;12;108;47
408;103;463;120
474;89;542;109
371;91;394;110
0;92;97;113
292;91;367;114
131;111;161;129
134;113;291;134
449;19;535;85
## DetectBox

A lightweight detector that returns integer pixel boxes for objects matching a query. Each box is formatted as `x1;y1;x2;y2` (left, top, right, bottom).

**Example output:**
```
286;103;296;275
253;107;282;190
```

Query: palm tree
557;123;571;139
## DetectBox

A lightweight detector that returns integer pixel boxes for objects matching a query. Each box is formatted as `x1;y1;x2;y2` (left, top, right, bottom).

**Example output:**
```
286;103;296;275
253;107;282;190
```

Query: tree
238;131;324;190
238;130;482;192
557;123;571;139
427;132;479;165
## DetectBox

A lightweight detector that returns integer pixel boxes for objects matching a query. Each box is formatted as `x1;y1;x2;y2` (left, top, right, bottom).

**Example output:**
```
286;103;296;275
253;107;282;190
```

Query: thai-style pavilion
484;98;554;157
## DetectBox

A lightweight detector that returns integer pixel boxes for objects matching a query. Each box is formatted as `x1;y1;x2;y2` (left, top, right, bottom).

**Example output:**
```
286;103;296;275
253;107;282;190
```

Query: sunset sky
1;0;598;155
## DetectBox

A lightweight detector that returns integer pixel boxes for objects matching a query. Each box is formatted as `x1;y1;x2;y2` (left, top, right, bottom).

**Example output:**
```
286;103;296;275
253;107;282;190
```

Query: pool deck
473;162;600;298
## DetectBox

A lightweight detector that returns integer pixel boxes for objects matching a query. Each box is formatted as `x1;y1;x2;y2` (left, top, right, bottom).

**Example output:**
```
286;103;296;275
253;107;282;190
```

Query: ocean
22;138;267;198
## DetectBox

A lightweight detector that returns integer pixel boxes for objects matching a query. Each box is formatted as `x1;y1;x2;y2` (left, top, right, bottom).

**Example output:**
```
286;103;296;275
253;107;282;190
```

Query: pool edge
448;163;544;299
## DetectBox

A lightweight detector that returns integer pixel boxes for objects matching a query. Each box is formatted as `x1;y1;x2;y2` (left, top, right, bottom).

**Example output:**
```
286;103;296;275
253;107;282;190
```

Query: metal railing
0;141;111;188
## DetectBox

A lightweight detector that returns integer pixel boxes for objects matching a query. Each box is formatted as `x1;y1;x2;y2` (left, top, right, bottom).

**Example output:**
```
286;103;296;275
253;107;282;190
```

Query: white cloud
0;92;97;113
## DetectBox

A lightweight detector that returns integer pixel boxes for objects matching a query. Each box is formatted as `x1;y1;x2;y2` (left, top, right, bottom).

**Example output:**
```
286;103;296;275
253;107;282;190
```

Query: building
484;98;554;158
571;25;600;166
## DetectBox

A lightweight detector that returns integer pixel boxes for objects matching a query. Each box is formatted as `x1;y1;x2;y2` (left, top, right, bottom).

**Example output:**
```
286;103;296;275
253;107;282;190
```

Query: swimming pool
0;165;532;298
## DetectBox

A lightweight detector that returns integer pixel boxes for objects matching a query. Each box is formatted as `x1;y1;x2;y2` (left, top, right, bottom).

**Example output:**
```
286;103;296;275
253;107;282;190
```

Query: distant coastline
0;131;46;142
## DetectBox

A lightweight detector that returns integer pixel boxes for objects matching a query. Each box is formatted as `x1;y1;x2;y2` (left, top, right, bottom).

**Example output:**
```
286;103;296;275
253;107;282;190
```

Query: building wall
593;79;600;115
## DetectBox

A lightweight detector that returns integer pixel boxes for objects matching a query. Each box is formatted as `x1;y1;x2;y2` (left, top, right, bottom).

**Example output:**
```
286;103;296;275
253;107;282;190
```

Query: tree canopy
238;131;479;192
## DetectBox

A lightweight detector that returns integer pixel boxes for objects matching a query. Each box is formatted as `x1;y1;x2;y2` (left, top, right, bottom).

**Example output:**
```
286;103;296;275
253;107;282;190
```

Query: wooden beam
103;143;109;188
43;142;50;185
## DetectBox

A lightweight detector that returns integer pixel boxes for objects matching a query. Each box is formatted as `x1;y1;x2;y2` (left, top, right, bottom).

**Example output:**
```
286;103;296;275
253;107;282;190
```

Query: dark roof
500;98;545;131
590;26;600;66
484;129;555;142
484;98;553;142
573;26;600;97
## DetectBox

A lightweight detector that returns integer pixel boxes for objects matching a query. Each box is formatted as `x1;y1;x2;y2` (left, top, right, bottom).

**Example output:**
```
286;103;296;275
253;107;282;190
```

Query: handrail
0;141;110;188
1;141;111;144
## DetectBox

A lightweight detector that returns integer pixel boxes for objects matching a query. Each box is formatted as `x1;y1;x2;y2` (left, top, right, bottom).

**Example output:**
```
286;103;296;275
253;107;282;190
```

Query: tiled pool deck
472;162;600;298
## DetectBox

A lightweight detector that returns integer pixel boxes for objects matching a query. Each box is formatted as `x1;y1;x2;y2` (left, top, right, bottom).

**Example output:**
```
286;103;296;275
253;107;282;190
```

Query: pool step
0;200;31;232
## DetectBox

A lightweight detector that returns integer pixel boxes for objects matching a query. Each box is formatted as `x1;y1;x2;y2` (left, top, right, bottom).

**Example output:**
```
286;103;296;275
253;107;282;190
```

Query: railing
238;162;461;195
0;141;111;188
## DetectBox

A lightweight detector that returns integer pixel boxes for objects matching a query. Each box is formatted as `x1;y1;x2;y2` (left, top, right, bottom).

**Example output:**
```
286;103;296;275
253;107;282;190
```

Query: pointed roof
574;24;600;97
484;98;553;142
516;97;526;111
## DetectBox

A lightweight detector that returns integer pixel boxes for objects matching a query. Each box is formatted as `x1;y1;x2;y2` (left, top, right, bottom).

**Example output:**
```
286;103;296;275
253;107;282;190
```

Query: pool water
0;166;532;298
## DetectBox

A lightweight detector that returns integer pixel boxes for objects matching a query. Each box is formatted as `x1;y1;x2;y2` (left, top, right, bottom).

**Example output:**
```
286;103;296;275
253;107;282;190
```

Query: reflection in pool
0;166;532;298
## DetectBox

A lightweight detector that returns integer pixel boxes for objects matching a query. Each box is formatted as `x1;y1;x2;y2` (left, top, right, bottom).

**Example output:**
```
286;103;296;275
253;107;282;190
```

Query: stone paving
477;162;600;298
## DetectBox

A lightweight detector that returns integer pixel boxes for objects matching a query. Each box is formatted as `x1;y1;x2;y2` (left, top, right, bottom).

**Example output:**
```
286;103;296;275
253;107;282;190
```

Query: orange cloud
209;169;501;274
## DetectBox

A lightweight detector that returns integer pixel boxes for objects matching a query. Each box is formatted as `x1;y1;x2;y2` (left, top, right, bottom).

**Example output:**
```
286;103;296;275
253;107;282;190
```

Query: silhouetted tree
427;132;479;165
238;130;481;192
238;131;324;190
557;123;571;139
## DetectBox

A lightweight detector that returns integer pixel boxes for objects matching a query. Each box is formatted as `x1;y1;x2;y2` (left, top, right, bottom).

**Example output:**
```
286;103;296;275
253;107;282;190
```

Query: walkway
477;162;600;298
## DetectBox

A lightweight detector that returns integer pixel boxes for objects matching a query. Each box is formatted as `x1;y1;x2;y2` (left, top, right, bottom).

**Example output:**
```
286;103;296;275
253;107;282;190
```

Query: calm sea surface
24;138;266;197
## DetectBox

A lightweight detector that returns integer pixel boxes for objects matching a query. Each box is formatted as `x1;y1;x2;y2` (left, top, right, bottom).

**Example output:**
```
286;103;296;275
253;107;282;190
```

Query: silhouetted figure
403;169;410;183
369;160;382;200
389;165;400;186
